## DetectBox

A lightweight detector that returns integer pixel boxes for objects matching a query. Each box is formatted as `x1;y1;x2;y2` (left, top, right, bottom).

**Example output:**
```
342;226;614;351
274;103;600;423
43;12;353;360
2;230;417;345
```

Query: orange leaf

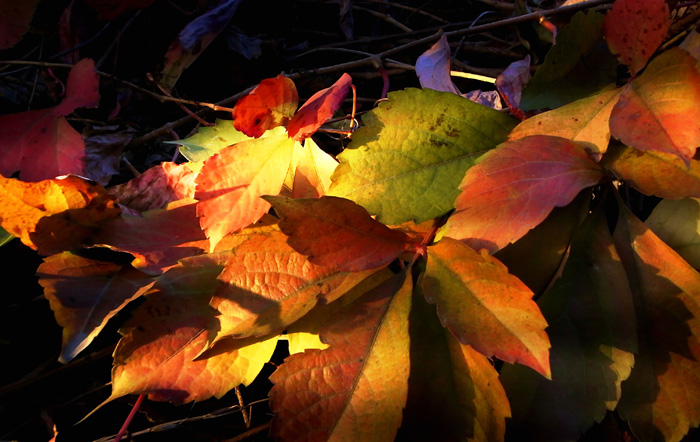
38;253;153;363
0;59;99;181
614;204;700;442
104;254;278;405
194;128;295;250
0;174;120;255
423;237;551;378
603;0;670;75
604;144;700;199
210;230;383;340
91;199;209;275
609;48;700;165
444;135;603;253
287;73;352;141
265;195;412;271
232;75;299;138
269;271;412;442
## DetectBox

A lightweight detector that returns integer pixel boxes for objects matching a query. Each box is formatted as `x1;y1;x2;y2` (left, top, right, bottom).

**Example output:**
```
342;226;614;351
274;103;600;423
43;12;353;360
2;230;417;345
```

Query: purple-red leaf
415;35;461;95
287;73;352;141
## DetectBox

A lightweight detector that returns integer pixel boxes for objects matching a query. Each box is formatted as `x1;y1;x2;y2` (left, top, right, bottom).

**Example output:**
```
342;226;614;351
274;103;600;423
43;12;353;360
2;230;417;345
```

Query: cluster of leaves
2;0;700;440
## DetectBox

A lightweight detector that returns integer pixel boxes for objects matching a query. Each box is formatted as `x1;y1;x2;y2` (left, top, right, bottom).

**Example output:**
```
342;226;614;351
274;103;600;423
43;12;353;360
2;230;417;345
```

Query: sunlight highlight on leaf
423;237;551;378
269;271;412;442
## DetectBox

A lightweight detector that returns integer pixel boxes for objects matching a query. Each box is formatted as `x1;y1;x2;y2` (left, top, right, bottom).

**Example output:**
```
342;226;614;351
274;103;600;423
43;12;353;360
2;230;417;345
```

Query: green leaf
520;10;618;111
0;226;13;247
329;88;516;225
501;206;637;441
646;198;700;269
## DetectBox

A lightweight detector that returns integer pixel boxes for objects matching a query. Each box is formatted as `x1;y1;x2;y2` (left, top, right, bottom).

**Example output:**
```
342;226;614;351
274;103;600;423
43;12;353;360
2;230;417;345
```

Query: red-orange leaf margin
232;75;299;138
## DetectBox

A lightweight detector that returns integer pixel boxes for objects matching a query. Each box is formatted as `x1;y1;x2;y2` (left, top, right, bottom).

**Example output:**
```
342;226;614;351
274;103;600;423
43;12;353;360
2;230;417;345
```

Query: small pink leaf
287;73;352;141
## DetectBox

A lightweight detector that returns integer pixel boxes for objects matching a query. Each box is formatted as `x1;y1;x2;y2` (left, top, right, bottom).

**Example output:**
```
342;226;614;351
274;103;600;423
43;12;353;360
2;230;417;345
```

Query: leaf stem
113;394;145;442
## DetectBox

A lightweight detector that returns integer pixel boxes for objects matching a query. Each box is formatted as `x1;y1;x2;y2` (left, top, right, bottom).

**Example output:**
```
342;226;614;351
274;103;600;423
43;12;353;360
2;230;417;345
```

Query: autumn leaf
646;198;700;269
443;135;604;253
0;59;100;181
613;203;700;442
603;0;670;76
194;127;295;250
329;88;517;225
287;73;353;141
495;55;531;116
609;48;700;165
509;87;621;160
520;10;618;111
108;162;196;212
172;119;256;163
38;253;153;363
415;34;462;95
0;174;120;255
265;195;413;272
210;229;384;340
90;199;209;275
604;143;700;199
423;237;551;378
269;270;412;442
0;0;40;49
159;0;242;90
289;138;337;198
104;253;278;406
232;75;299;138
500;207;636;441
399;288;511;441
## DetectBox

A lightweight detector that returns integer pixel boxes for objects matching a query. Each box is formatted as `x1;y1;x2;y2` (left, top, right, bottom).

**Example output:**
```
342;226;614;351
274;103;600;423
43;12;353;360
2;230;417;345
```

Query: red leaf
0;0;40;49
265;195;413;272
232;75;299;138
603;0;670;75
0;59;99;181
108;162;196;212
287;73;352;141
444;135;604;253
269;271;412;442
609;48;700;165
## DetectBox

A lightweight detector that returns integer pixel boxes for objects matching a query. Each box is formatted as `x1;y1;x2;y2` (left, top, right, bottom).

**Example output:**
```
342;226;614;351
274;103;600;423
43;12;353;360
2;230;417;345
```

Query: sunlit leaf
265;195;413;272
269;271;412;442
444;135;603;253
520;10;618;111
399;287;511;441
38;253;153;363
0;174;120;255
423;237;551;378
195;126;294;250
603;0;670;75
509;87;621;160
646;198;700;269
290;138;337;198
287;73;353;141
604;144;700;199
232;75;299;138
501;207;636;441
171;119;254;163
614;204;700;442
609;48;700;165
210;230;383;340
91;199;209;275
105;253;278;405
329;88;517;225
0;59;100;181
